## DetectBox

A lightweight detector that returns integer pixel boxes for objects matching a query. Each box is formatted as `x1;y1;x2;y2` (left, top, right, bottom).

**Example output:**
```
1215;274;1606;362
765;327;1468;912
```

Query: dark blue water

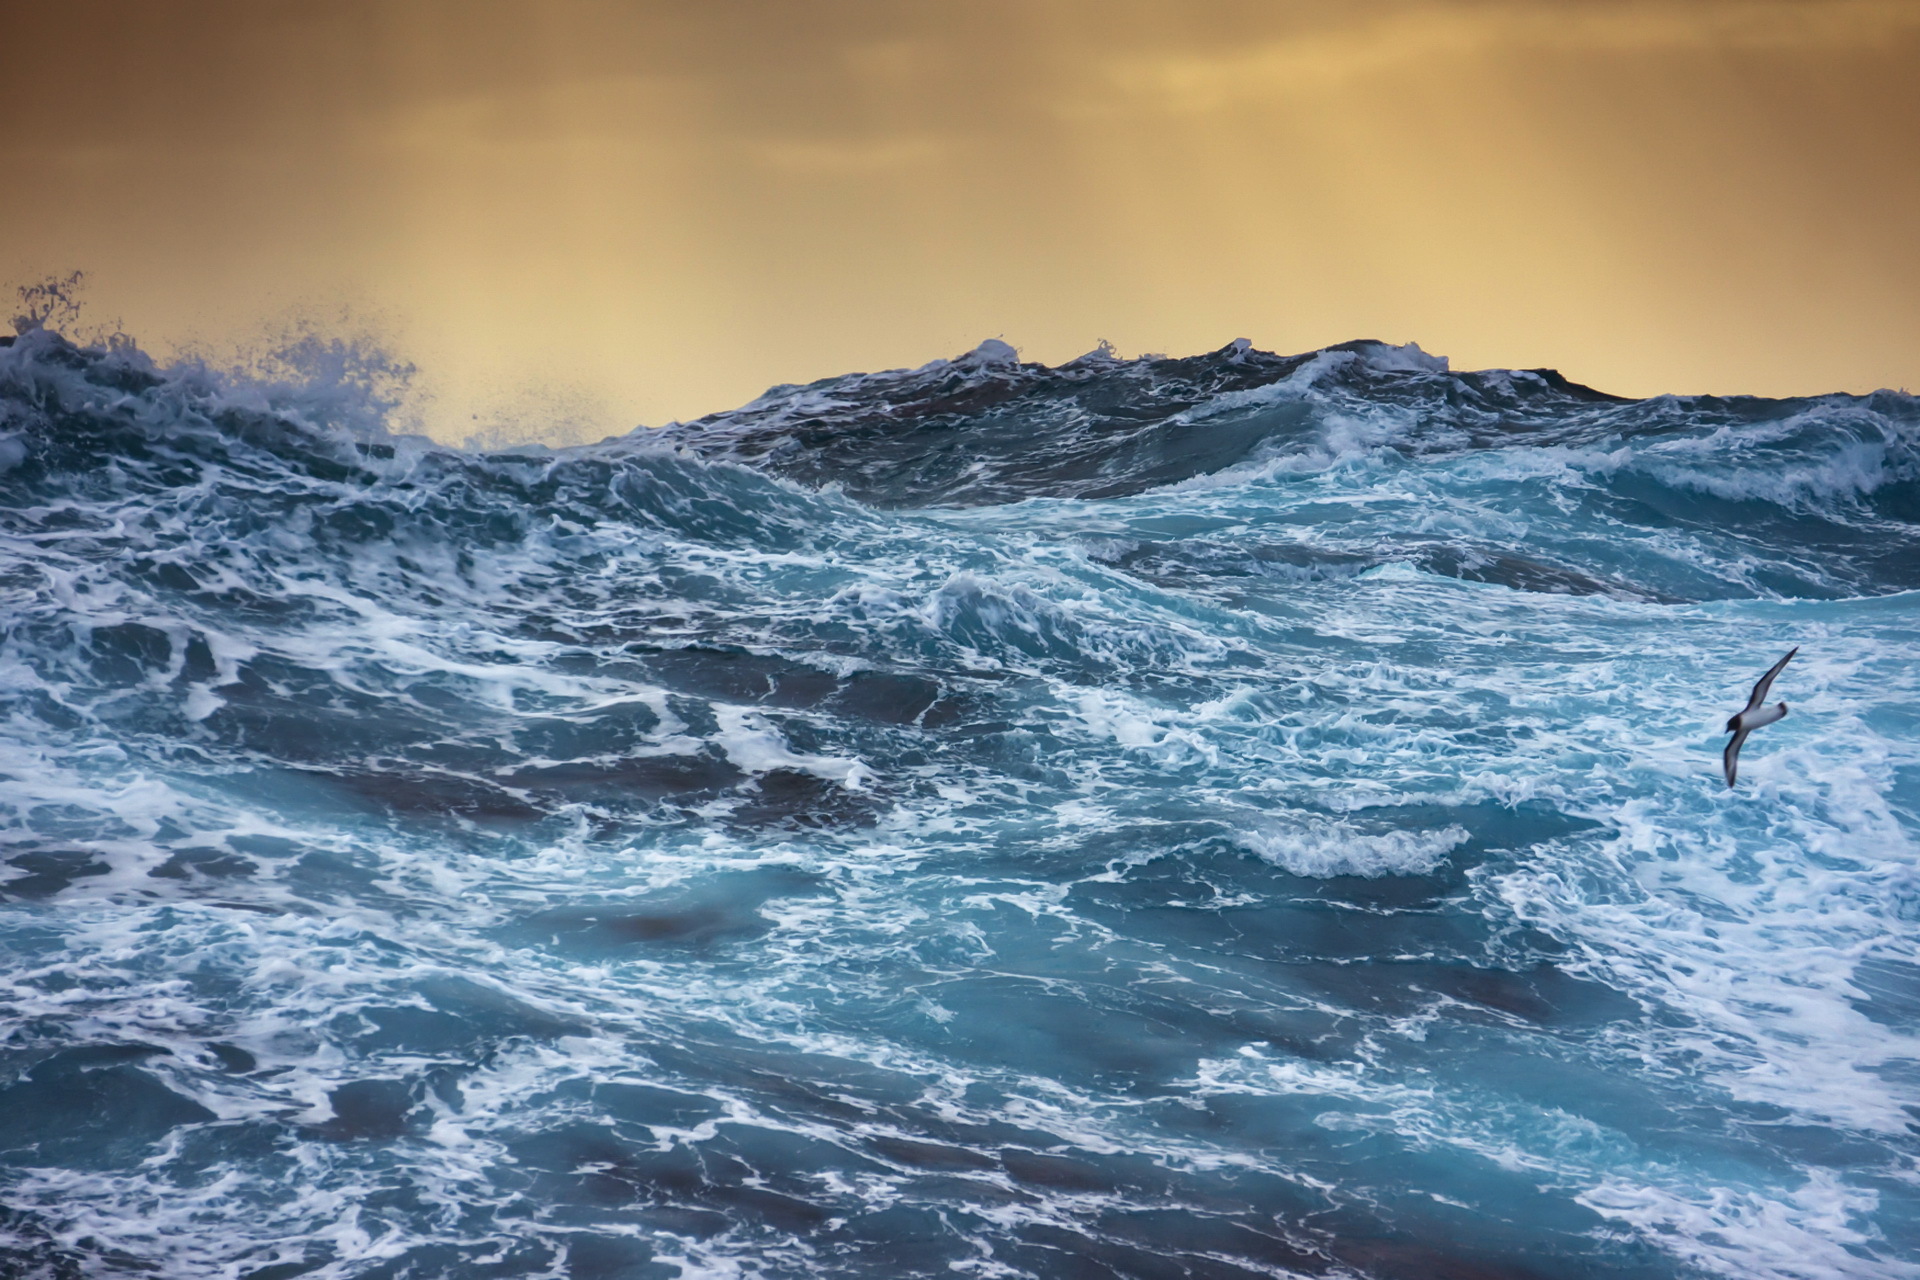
2;328;1917;1279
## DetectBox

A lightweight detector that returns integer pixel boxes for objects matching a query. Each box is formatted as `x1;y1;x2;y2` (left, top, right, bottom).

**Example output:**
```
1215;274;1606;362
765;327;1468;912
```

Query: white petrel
1723;647;1796;788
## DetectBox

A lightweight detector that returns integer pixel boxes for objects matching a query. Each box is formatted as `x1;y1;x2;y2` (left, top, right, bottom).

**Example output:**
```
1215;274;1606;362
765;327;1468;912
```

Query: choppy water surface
2;330;1917;1279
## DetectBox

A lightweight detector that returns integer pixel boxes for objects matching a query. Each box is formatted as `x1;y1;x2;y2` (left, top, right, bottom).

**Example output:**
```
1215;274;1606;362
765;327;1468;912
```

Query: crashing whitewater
1;327;1917;1279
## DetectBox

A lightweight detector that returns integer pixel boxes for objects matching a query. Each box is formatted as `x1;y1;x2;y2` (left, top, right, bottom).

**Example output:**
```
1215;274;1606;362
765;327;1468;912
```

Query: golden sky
4;0;1917;441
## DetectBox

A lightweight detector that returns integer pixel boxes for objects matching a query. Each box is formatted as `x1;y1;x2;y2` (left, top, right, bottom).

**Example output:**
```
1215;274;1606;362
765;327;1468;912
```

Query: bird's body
1723;648;1796;787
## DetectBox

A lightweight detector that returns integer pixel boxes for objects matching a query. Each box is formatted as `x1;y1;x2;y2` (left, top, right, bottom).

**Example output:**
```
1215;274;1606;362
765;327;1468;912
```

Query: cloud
1086;0;1920;114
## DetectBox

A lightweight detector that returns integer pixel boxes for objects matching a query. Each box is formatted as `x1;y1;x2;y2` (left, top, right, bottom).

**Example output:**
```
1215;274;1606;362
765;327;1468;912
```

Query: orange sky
4;0;1917;441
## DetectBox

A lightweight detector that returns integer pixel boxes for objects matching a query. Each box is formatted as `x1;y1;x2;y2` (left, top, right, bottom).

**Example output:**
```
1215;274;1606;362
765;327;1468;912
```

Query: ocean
1;327;1916;1279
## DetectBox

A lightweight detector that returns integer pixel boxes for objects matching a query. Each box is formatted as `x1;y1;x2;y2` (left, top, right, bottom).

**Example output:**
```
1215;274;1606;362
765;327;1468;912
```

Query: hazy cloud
1088;0;1920;113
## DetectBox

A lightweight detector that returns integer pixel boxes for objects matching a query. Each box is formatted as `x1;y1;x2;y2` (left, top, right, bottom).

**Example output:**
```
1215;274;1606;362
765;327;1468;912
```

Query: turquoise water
1;330;1916;1278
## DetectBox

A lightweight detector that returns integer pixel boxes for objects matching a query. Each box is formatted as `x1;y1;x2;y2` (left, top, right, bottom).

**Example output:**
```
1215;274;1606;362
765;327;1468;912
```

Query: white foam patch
1579;1174;1912;1280
712;705;870;789
1243;821;1468;878
1071;688;1219;767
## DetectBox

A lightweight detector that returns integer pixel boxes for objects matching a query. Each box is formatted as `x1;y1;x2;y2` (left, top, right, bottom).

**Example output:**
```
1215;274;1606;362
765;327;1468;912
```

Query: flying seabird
1723;647;1796;788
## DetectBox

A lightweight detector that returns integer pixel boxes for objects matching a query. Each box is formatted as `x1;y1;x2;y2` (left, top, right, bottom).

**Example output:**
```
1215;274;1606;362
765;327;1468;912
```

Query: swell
656;336;1630;507
654;335;1920;600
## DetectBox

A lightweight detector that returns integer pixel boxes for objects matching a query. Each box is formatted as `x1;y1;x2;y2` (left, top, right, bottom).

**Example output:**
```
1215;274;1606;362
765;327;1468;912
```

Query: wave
653;335;1920;601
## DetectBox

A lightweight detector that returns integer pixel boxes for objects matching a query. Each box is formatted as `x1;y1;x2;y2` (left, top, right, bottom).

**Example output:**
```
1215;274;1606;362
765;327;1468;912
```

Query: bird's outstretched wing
1723;729;1748;788
1744;647;1798;713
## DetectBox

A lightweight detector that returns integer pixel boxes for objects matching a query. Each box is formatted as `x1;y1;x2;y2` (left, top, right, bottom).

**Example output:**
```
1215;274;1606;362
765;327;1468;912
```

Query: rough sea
2;327;1917;1280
